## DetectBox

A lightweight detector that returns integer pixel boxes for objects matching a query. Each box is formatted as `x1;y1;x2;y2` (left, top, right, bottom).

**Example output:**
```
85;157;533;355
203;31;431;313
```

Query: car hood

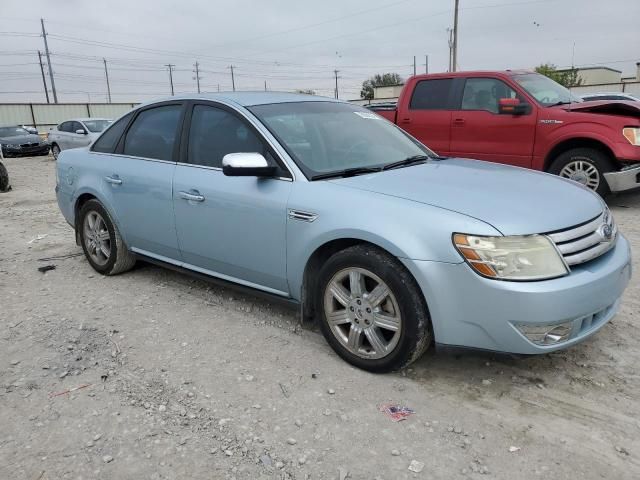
328;158;604;235
0;133;43;144
561;100;640;117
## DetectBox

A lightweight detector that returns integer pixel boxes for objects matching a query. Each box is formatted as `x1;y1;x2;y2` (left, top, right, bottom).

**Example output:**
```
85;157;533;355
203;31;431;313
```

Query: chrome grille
546;209;616;267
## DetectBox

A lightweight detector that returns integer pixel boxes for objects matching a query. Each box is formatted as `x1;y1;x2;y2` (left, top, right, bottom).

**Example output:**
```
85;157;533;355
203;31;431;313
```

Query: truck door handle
453;118;466;126
400;118;412;124
179;190;205;202
104;175;122;185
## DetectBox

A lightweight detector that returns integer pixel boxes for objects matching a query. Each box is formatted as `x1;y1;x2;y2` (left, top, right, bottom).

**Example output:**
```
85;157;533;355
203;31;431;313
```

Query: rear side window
123;105;182;161
409;79;453;110
187;104;266;168
92;113;132;153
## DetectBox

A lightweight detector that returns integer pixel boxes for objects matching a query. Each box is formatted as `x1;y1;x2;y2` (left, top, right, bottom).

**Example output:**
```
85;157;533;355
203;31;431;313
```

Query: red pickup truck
371;71;640;196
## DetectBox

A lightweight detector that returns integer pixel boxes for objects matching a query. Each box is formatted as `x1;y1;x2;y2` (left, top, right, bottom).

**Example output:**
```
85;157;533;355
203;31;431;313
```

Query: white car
580;92;640;102
48;118;112;159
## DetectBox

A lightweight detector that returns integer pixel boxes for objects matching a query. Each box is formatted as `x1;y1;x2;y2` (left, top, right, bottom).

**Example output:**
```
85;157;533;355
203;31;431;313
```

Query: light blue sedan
55;93;632;372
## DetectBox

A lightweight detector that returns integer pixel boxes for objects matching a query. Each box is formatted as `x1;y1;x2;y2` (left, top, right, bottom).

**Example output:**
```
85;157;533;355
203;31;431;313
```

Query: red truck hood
561;100;640;117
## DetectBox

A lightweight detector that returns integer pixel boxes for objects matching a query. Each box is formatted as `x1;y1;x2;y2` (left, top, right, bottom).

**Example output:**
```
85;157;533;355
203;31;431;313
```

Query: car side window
123;105;182;161
92;112;133;153
72;121;84;133
58;121;72;132
187;104;267;169
409;79;453;110
461;78;520;114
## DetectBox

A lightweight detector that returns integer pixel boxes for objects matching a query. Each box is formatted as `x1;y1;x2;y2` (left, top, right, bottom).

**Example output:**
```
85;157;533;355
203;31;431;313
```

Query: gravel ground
1;155;640;480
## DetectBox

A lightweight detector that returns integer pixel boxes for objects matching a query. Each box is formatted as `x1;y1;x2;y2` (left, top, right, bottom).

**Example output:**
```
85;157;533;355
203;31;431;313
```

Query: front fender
285;181;499;301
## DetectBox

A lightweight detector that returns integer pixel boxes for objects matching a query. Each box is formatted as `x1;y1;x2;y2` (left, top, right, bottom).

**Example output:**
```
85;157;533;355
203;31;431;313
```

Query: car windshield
512;73;582;106
83;119;112;132
248;101;434;178
0;126;29;136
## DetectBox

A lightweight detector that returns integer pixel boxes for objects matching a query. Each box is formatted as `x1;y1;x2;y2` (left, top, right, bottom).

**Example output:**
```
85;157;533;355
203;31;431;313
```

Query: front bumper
402;234;631;354
604;164;640;192
1;144;50;157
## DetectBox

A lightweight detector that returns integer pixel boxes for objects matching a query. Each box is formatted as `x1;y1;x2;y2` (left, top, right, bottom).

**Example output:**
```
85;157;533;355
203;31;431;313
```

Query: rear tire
0;161;11;192
78;199;136;275
316;244;432;373
548;147;613;197
51;144;60;160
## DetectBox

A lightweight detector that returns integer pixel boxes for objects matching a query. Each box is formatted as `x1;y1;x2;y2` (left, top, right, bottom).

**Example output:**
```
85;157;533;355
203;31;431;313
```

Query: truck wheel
548;148;613;197
316;244;432;373
78;199;136;275
0;161;11;192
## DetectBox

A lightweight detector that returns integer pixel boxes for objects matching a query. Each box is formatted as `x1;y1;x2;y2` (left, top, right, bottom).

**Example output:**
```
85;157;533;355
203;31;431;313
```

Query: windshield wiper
382;154;430;171
311;166;382;181
547;101;573;107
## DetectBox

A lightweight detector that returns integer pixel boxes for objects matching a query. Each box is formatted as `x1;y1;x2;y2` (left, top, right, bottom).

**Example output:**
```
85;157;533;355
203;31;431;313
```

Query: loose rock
408;460;425;473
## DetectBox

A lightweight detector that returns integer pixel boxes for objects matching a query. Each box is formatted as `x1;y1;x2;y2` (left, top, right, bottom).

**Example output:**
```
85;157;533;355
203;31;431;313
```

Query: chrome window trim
174;161;292;182
89;151;176;165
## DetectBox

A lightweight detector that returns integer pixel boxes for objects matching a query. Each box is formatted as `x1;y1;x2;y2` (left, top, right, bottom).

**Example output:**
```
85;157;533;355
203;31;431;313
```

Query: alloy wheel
323;267;402;359
83;211;111;266
559;157;600;190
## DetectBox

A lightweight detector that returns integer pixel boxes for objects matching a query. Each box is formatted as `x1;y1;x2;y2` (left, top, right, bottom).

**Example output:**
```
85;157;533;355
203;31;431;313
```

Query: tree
360;73;403;100
295;89;316;95
535;63;582;88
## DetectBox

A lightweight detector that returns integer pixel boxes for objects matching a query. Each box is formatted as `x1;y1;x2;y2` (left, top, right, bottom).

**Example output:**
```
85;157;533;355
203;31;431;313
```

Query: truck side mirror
498;98;529;115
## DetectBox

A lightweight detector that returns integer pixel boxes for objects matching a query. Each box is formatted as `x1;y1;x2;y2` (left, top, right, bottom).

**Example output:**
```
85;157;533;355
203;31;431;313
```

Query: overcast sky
1;0;638;103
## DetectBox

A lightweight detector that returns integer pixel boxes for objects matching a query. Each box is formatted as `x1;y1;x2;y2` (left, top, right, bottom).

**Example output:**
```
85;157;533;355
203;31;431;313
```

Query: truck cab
374;71;640;196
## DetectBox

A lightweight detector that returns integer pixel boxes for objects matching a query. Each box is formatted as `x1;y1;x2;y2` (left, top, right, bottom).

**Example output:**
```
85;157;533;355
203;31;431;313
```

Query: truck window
409;79;453;110
461;78;518;114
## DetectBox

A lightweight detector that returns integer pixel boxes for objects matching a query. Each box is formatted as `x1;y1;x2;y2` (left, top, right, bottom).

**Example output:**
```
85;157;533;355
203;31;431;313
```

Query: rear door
172;102;292;294
449;77;537;168
396;78;455;155
94;103;185;261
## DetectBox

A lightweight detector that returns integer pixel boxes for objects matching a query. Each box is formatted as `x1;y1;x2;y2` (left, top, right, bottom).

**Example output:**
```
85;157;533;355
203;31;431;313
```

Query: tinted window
409;79;453;110
72;121;85;133
461;78;519;114
187;105;265;168
83;119;111;132
123;105;182;161
58;121;73;132
92;113;132;153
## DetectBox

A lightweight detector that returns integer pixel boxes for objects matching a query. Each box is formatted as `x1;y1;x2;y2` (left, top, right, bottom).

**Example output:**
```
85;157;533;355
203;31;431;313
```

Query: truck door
396;78;454;155
449;77;536;168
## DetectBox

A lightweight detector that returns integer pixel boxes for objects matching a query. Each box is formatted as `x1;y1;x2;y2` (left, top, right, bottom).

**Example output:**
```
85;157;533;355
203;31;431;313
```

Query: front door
397;77;454;155
98;103;184;261
449;77;537;168
173;103;291;295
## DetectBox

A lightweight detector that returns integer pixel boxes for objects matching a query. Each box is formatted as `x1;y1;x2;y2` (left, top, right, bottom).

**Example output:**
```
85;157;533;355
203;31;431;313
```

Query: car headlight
623;127;640;146
2;143;20;148
453;233;569;281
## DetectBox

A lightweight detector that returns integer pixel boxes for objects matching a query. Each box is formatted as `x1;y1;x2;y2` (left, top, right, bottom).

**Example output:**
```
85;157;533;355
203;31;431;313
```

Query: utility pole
425;54;429;74
452;0;460;72
447;28;454;72
165;64;175;95
37;50;50;104
40;18;58;103
103;58;112;103
193;61;201;93
413;56;416;76
229;65;236;91
264;80;267;91
334;69;340;99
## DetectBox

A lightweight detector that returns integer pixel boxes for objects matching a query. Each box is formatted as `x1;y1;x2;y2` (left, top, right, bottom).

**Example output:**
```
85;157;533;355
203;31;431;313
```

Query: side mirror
498;98;529;115
222;153;277;177
76;129;88;135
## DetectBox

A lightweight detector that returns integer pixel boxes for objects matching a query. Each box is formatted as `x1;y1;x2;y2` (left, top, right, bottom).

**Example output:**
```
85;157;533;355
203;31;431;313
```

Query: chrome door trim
130;247;290;297
174;161;293;182
89;151;177;165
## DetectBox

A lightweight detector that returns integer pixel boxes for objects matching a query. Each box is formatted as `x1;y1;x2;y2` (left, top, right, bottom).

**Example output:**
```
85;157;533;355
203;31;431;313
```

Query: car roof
409;70;534;80
72;118;111;122
138;91;341;108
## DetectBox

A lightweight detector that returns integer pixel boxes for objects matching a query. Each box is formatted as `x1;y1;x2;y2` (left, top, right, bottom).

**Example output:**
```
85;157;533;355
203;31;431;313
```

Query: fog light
515;322;573;345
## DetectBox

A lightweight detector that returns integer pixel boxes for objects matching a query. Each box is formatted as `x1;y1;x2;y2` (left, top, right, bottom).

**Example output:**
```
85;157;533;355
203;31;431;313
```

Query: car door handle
179;190;205;202
452;118;466;126
104;175;122;185
400;117;412;124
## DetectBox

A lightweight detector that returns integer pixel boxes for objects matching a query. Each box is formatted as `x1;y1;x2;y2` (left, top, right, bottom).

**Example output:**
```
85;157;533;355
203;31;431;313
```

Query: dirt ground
1;155;639;480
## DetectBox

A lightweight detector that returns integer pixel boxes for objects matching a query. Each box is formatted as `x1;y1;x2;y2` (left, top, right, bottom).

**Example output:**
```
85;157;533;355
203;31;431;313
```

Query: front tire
317;245;432;373
78;199;136;275
548;147;613;197
51;144;60;160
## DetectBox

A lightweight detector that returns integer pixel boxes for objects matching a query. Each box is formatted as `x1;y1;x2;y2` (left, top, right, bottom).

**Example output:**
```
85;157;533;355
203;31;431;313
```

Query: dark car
0;126;50;157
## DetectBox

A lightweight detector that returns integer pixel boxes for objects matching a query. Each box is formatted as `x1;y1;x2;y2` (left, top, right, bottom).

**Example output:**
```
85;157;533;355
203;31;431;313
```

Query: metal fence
0;103;138;133
570;82;640;96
